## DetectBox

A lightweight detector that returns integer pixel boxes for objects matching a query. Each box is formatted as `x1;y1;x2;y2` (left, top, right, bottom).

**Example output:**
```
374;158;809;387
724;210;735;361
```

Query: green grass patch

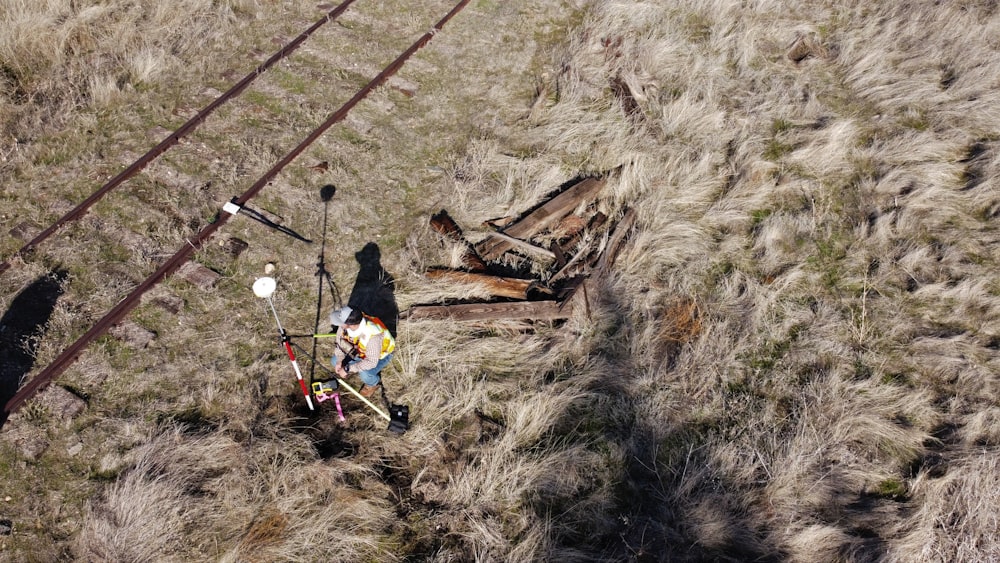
683;12;713;43
873;477;907;500
272;68;311;95
243;90;286;115
96;335;137;372
338;128;379;152
899;106;929;131
763;139;794;161
770;118;793;135
741;325;804;375
750;208;772;230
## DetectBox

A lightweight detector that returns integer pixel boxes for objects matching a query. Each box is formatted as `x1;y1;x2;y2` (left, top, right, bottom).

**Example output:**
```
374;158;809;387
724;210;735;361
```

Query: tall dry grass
0;0;259;131
419;0;1000;560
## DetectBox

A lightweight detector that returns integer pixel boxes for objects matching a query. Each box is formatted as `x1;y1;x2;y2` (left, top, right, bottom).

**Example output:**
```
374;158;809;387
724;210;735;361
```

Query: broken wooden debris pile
406;177;637;322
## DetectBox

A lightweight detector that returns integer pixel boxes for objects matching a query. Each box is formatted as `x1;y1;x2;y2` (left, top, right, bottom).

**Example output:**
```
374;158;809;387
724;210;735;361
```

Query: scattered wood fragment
553;214;587;240
551;242;568;268
595;207;637;273
430;210;488;272
548;242;595;285
557;211;607;255
482;216;515;229
786;34;828;63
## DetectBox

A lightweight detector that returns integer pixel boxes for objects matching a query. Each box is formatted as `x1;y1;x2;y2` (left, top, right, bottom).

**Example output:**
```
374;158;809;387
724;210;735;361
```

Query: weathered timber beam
406;300;571;321
476;177;606;260
424;269;533;300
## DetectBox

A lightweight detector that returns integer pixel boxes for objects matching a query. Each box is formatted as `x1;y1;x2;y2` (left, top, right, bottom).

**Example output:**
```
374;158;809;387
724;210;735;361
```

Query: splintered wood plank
595;207;637;273
482;231;555;259
406;300;572;321
425;269;533;300
476;177;606;260
558;211;607;254
430;210;488;272
547;242;593;285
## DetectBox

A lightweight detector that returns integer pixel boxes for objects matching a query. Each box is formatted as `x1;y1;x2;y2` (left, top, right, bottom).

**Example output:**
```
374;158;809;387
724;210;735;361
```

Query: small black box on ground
388;404;409;434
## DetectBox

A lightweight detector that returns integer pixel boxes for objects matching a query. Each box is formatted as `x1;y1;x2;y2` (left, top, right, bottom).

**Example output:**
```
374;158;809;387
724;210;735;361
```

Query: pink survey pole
282;339;315;411
254;277;315;411
332;392;346;421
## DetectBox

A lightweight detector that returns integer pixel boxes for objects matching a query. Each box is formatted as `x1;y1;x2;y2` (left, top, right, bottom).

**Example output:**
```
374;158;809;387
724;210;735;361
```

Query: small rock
151;294;184;314
222;237;249;257
17;435;48;461
67;442;83;456
40;386;86;420
147;126;171;140
389;77;419;97
0;519;12;536
109;320;156;348
8;221;38;241
264;263;275;274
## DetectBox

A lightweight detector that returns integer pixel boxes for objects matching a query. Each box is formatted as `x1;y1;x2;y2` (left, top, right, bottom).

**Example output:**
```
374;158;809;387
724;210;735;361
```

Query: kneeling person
329;306;395;398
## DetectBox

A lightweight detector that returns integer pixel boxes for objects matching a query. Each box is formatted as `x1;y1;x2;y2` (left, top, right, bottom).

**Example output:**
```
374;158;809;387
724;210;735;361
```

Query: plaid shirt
333;322;385;373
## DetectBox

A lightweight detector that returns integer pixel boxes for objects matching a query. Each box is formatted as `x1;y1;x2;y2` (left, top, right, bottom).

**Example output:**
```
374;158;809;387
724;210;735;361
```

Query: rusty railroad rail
0;0;358;275
2;0;472;420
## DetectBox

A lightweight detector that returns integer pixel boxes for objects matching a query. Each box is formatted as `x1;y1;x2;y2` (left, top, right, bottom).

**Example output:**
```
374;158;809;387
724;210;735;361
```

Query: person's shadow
0;269;67;428
346;242;398;336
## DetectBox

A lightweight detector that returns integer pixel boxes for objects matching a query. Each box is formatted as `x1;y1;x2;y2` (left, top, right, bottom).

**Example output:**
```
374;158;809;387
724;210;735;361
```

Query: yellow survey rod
333;377;391;422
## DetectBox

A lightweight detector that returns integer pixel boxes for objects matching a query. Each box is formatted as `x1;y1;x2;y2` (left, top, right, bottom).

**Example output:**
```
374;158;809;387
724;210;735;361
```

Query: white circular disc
252;276;276;298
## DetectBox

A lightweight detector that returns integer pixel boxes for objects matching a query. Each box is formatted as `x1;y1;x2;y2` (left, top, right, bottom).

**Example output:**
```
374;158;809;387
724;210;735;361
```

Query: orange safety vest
344;315;395;359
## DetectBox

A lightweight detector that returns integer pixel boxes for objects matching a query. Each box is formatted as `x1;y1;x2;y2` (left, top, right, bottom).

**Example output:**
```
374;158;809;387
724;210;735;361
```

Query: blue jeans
340;353;392;387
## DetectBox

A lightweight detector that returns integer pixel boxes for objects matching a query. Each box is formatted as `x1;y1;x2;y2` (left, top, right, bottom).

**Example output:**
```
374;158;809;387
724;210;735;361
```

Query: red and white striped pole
254;277;314;410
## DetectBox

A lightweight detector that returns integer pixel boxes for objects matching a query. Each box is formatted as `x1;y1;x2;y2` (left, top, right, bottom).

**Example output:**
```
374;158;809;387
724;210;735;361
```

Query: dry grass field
2;0;1000;561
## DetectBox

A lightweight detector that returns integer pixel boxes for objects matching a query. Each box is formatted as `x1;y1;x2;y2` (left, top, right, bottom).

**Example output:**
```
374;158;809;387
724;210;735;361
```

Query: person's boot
360;384;379;398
